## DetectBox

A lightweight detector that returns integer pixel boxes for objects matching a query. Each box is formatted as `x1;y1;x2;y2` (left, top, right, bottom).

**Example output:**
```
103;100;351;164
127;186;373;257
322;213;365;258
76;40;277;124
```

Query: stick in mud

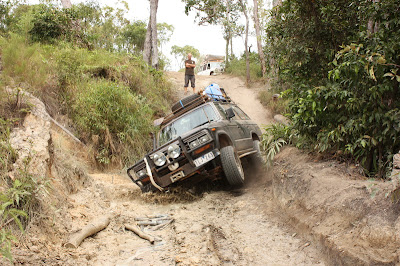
125;224;155;244
65;215;112;248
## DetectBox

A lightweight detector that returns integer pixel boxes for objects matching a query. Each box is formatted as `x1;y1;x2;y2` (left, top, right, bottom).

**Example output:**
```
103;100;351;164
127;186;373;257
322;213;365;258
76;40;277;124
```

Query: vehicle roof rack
160;88;233;127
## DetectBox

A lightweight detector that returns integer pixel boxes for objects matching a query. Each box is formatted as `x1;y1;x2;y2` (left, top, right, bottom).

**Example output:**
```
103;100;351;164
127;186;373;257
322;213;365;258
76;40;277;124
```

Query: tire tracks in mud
46;73;326;265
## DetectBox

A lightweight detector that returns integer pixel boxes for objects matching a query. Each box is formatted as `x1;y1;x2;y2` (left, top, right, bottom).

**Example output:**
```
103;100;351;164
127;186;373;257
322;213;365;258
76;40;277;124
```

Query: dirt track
11;72;400;265
38;73;324;265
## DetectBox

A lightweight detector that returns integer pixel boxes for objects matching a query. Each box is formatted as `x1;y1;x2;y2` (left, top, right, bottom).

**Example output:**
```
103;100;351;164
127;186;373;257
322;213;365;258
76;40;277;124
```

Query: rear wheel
249;140;265;166
220;146;245;186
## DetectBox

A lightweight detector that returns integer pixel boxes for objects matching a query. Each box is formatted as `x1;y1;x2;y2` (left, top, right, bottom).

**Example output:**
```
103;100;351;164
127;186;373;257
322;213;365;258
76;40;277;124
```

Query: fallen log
65;215;112;248
124;224;155;244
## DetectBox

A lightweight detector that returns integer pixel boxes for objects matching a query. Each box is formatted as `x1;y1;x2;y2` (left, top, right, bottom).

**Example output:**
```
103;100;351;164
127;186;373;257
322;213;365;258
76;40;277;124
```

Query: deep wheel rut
57;73;326;265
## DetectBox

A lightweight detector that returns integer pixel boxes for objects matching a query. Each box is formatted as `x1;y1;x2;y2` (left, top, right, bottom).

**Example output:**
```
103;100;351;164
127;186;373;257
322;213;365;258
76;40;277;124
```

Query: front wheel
220;146;245;186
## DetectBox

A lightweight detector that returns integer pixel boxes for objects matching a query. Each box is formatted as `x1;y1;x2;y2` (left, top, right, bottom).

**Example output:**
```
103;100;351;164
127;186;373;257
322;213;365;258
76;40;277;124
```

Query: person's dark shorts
184;74;195;88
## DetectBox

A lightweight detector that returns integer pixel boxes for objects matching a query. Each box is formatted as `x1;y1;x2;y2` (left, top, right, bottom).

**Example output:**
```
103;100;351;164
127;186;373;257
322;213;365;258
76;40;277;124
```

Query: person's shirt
185;59;195;76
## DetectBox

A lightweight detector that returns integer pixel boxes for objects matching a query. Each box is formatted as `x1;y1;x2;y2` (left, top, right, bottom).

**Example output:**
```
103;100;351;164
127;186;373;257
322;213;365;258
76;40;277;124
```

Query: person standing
184;53;196;94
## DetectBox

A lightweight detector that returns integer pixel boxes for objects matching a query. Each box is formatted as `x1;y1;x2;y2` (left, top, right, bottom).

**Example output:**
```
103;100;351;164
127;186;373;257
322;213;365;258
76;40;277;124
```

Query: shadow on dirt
138;159;269;205
138;179;227;204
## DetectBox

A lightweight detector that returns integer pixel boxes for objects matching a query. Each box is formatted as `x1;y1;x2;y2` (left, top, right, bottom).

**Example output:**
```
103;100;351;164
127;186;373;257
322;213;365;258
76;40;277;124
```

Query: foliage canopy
265;0;400;178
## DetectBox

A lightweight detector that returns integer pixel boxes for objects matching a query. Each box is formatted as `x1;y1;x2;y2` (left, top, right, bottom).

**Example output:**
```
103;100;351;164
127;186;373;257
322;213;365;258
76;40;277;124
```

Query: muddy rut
46;73;325;265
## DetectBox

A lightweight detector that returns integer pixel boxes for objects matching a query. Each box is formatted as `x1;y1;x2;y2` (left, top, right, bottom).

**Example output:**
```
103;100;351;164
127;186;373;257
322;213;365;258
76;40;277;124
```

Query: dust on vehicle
127;87;263;192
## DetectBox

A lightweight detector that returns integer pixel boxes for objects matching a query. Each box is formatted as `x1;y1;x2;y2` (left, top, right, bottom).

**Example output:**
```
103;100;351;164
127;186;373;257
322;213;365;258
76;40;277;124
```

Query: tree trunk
150;0;159;68
271;0;282;78
143;0;159;69
368;0;379;35
239;0;250;85
61;0;72;8
230;35;233;57
253;0;266;77
225;37;229;67
143;22;152;64
225;0;231;66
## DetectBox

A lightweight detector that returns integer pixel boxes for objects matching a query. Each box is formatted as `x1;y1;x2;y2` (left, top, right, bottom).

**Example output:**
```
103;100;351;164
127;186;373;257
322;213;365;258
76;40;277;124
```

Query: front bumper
127;133;220;191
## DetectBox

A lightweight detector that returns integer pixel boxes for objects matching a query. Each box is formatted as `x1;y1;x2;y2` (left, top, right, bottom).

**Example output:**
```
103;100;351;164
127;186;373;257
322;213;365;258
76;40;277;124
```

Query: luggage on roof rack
171;94;203;114
202;83;231;102
162;87;232;127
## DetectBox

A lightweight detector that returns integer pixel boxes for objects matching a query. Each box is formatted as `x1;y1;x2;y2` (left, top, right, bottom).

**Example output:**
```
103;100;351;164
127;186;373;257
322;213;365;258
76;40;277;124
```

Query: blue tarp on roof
203;83;225;101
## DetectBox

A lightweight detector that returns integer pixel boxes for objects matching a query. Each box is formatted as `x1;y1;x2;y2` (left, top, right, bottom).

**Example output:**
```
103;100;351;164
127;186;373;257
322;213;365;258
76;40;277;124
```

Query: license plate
194;151;215;167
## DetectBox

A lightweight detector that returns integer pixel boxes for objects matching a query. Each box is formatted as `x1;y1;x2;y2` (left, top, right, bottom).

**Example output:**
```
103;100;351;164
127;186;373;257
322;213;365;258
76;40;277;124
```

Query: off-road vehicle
127;89;263;192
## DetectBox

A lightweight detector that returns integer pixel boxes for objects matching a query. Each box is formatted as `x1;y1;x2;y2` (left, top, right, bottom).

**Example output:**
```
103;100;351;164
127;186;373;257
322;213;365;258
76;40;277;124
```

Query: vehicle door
217;103;252;152
231;106;254;151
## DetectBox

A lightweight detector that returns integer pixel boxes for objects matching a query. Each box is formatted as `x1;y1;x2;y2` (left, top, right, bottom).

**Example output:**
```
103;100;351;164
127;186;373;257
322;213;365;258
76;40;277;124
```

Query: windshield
158;105;218;146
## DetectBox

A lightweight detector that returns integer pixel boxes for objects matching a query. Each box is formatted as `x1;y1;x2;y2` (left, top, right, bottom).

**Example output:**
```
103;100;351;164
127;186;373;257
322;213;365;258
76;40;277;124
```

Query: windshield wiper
193;120;213;129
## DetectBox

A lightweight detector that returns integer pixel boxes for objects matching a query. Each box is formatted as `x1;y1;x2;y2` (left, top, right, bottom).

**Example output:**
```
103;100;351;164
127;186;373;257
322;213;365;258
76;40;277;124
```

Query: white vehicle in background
197;55;225;76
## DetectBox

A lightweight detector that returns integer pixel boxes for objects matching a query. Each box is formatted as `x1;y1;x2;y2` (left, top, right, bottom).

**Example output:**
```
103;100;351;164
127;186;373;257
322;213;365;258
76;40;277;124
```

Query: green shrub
261;123;292;166
1;36;174;166
286;43;400;177
266;0;400;178
73;80;154;166
0;35;55;90
28;4;77;43
225;53;263;81
265;0;360;88
258;90;288;115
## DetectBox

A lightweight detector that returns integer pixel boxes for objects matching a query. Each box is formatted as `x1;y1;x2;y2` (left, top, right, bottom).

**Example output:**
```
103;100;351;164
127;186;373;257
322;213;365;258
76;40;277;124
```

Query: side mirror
225;107;235;120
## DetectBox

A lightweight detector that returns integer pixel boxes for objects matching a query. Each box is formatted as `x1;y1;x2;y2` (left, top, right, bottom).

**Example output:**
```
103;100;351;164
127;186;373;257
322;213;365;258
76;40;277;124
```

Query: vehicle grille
134;161;146;172
183;130;209;151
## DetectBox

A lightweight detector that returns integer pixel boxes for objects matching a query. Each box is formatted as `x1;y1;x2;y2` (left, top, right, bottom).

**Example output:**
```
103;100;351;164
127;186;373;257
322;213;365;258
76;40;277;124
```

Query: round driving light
153;151;166;166
168;144;181;159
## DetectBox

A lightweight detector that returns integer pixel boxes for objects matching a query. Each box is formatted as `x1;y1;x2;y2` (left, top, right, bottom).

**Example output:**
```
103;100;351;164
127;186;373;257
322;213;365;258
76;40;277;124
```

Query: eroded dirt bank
8;72;400;265
274;147;400;265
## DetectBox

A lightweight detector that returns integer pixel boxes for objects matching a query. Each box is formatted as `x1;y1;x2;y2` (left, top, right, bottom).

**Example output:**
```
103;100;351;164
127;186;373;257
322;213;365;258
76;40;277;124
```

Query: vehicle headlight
136;169;147;178
153;151;166;166
168;144;181;159
189;140;200;149
199;135;209;143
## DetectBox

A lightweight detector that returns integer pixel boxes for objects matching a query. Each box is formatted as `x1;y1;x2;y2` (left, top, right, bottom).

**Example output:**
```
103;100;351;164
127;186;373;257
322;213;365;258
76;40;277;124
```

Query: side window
218;103;240;120
233;107;250;120
215;103;227;118
203;105;218;121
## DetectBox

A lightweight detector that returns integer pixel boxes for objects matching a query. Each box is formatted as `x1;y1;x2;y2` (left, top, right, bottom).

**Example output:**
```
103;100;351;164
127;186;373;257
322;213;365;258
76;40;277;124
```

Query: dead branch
65;215;112;248
134;215;168;221
124;224;155;244
151;219;174;231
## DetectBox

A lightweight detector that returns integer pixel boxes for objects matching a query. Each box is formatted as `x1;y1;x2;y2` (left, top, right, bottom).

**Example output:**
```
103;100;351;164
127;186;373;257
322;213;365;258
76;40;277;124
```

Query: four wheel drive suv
127;91;263;193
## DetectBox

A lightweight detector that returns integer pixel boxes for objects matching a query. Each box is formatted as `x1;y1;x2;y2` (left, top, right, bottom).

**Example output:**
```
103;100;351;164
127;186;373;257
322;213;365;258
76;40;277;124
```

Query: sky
31;0;272;70
107;0;264;70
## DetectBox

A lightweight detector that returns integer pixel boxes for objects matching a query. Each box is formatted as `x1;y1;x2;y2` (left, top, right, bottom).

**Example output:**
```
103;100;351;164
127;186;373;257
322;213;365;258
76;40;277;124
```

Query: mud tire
171;94;201;113
220;146;245;186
